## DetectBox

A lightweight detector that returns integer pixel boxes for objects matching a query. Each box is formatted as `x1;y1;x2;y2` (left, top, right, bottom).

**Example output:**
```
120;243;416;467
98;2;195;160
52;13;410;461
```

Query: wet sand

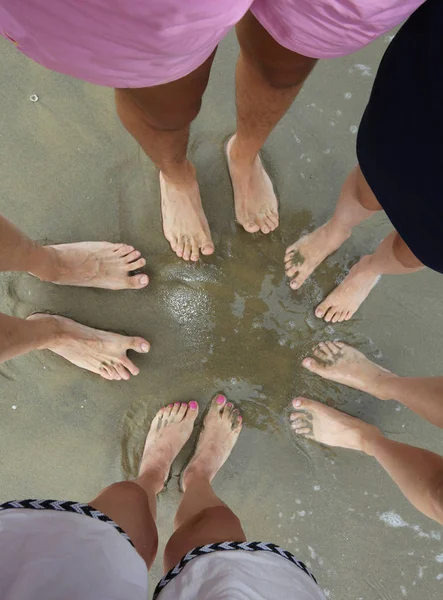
1;31;443;599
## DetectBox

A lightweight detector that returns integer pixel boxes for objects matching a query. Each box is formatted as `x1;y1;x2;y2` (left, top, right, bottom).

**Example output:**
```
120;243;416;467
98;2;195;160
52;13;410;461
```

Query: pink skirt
0;0;425;88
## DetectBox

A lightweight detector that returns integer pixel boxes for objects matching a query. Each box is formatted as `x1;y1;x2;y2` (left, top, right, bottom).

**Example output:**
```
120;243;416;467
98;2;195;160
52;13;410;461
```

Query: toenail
139;275;148;285
174;402;180;406
141;343;150;353
316;311;323;318
168;404;173;408
293;398;302;407
291;281;298;289
181;402;187;407
303;358;312;367
238;415;243;422
189;401;198;410
226;402;233;408
216;395;226;404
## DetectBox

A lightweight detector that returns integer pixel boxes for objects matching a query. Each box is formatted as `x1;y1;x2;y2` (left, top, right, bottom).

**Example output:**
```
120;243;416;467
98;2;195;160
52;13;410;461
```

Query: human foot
160;169;214;261
28;313;150;380
182;394;242;490
226;135;279;235
302;341;396;399
138;401;199;493
290;396;382;455
315;256;380;322
32;242;149;290
284;223;351;290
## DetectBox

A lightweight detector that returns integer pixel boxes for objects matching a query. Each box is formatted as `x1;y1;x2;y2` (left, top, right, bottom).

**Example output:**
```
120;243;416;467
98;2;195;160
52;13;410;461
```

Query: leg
90;401;199;568
302;341;443;428
315;229;424;322
0;312;150;380
0;214;148;290
227;12;317;234
290;397;443;524
115;54;216;261
284;165;381;289
164;395;244;572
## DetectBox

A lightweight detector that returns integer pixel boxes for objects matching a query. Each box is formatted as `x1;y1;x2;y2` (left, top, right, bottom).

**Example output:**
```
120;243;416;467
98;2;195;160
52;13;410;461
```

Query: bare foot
290;396;382;455
182;394;242;490
28;313;150;380
315;256;380;322
284;222;351;290
160;169;214;261
226;135;279;235
32;242;149;290
138;401;199;493
302;341;396;399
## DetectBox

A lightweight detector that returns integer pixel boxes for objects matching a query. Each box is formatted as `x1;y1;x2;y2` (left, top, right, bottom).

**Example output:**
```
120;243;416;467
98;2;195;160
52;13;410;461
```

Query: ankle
372;373;401;401
28;245;60;282
324;219;352;242
182;464;212;491
228;134;257;167
160;161;197;187
25;313;64;350
359;425;384;456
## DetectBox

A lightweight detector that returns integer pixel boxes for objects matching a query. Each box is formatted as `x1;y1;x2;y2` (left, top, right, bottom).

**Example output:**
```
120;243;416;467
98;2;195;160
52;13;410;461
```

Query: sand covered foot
139;402;199;493
28;313;150;380
226;135;279;235
290;396;381;455
302;341;394;399
182;394;242;490
315;256;380;322
33;242;149;290
284;223;350;290
160;171;214;261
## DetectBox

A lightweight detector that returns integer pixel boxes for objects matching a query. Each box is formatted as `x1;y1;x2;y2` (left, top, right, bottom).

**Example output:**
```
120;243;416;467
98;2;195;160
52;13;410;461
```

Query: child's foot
302;341;395;399
182;394;242;490
33;242;149;290
139;402;199;493
226;135;279;235
28;313;150;380
284;222;350;290
290;397;382;455
315;256;380;322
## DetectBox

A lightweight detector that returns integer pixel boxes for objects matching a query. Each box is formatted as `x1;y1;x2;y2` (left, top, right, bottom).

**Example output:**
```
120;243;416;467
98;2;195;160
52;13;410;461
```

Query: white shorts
0;500;325;600
155;542;326;599
0;501;149;600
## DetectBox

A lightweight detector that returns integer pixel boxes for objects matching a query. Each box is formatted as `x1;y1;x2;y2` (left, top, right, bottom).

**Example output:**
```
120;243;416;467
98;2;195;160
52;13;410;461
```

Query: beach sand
1;31;442;599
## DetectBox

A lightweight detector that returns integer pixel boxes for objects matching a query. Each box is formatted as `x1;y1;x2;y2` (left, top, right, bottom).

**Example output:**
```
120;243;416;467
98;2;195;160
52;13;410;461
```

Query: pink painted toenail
216;395;226;404
238;415;243;422
174;402;180;406
189;401;198;410
181;402;187;407
227;402;233;408
167;404;173;408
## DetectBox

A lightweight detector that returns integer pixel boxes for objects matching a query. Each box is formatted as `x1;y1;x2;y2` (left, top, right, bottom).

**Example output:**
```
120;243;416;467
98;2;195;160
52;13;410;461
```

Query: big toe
129;337;150;354
302;357;325;375
127;274;149;289
201;241;215;256
242;220;261;234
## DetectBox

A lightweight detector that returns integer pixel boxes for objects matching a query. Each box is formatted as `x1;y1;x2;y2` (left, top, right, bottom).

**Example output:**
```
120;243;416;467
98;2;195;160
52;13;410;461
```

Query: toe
115;245;134;257
212;393;227;413
175;241;184;258
324;307;336;322
177;402;188;420
115;363;131;381
166;404;174;417
264;216;275;233
326;341;341;354
285;264;298;278
183;241;192;261
172;402;181;417
268;212;279;229
127;258;146;271
335;341;345;348
302;357;326;375
100;366;113;380
223;402;234;419
129;337;150;354
191;242;200;262
243;220;260;233
201;241;214;256
187;400;199;418
318;342;333;358
121;356;139;376
290;271;308;290
128;274;149;289
124;250;141;263
292;425;312;435
315;302;328;319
